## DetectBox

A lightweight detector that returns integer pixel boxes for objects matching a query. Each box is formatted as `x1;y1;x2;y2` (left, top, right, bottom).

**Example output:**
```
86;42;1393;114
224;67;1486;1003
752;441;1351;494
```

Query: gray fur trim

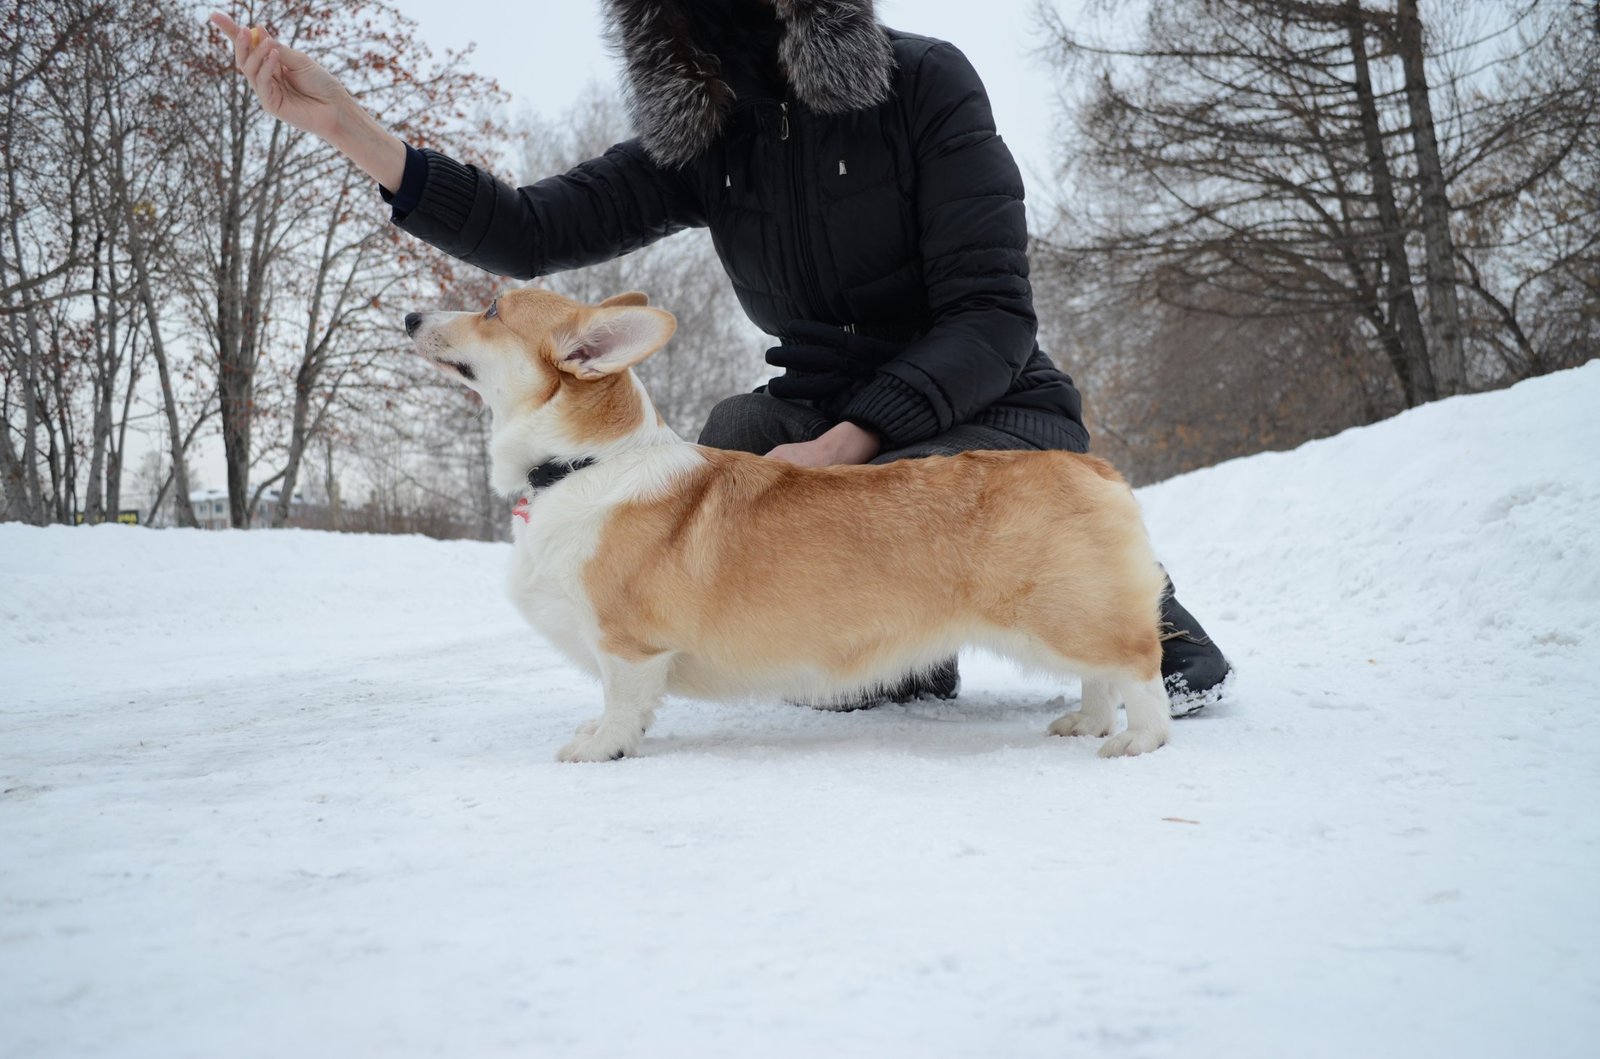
774;0;894;115
601;2;734;169
601;1;893;168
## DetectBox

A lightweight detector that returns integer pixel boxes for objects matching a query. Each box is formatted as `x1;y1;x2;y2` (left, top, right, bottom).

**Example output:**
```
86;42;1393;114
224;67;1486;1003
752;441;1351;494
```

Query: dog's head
404;288;677;494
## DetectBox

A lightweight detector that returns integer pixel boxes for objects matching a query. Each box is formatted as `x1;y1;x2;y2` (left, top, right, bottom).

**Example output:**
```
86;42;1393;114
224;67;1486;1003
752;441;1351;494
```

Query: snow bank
2;526;517;701
3;363;1598;1058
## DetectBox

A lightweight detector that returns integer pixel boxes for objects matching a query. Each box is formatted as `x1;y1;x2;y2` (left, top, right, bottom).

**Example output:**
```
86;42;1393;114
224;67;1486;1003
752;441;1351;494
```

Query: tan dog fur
406;288;1172;761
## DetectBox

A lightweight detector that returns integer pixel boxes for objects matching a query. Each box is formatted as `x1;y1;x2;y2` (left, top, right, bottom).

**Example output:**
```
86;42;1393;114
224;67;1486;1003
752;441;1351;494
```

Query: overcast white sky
397;0;1091;208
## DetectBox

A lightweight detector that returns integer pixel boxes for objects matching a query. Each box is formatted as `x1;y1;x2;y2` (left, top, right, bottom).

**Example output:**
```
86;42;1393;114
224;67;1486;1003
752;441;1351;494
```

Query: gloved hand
764;321;907;402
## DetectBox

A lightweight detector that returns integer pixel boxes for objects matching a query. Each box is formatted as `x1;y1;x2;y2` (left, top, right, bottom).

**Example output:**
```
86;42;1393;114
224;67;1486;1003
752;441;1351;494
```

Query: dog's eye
485;300;499;320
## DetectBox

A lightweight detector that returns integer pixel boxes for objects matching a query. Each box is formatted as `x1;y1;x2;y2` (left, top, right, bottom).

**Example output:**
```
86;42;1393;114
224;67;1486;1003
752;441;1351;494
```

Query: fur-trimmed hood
602;0;895;167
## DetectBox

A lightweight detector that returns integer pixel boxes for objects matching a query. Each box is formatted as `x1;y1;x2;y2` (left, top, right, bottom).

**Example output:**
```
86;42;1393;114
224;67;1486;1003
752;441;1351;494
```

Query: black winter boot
804;657;961;711
887;657;961;704
1160;578;1233;717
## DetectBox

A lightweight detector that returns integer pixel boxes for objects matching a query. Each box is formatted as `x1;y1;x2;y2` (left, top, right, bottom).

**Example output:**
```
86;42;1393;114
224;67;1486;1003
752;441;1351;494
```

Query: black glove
765;321;907;403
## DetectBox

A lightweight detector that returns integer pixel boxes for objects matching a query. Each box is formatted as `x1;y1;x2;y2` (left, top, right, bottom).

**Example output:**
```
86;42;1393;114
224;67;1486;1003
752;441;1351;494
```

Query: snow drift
3;362;1598;1058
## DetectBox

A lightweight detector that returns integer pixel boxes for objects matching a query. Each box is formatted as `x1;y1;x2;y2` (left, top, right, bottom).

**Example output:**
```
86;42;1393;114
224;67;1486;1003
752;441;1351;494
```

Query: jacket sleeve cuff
384;147;477;233
378;143;430;219
839;373;944;450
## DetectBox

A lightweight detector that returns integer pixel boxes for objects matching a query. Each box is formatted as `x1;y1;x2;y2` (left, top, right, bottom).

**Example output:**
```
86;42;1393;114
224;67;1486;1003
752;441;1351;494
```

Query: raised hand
207;12;405;191
209;13;347;140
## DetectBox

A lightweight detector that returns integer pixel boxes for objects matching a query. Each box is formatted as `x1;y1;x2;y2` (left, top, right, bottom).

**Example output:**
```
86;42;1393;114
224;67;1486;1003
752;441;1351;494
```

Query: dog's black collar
528;457;597;492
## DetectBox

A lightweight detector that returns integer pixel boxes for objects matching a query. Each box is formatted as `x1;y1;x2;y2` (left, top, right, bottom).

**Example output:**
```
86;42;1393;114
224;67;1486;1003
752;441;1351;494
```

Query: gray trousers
696;392;1039;461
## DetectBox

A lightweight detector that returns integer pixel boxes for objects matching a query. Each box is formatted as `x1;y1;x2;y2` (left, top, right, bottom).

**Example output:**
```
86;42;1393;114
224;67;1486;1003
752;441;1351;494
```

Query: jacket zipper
780;101;827;316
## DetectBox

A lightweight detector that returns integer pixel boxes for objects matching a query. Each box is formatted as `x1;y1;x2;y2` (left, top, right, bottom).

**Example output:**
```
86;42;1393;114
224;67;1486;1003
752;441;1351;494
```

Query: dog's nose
404;312;422;337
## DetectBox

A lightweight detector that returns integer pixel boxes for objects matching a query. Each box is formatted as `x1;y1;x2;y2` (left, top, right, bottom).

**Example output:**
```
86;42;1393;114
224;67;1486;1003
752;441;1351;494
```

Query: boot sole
1168;666;1235;719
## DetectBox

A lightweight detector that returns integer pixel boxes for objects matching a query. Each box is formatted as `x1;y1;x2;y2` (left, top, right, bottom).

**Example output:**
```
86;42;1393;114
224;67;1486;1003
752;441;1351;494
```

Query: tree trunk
3;165;48;524
108;327;145;519
1345;0;1436;406
0;419;30;522
216;87;292;530
1;303;46;524
215;74;253;529
129;236;199;528
84;230;113;524
44;321;78;523
274;364;316;527
1394;0;1466;396
115;135;197;526
324;440;340;532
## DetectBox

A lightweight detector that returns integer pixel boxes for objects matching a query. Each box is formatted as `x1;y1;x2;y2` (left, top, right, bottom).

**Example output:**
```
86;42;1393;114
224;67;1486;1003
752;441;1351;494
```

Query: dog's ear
599;291;649;308
557;305;677;378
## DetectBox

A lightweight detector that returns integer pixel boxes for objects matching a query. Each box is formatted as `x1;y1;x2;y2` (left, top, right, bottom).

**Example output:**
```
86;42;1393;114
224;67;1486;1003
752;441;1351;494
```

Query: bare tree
1394;0;1465;395
1450;0;1599;379
180;0;499;528
92;0;212;526
0;1;104;523
2;0;499;527
1033;0;1598;477
260;13;502;528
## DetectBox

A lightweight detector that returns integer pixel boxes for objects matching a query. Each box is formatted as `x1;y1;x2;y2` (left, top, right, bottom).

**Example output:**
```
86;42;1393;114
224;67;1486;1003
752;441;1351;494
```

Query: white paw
575;715;652;739
1048;710;1117;738
1098;727;1169;758
556;728;638;763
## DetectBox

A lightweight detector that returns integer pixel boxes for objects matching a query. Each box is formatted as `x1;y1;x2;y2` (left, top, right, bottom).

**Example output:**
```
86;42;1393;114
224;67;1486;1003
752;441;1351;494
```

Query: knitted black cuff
393;148;477;234
378;143;430;218
839;373;944;450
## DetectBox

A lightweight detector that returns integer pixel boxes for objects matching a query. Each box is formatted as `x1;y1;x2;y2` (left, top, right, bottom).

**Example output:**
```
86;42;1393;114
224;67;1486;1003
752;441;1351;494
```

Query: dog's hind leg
1048;678;1119;739
558;652;673;763
1097;675;1170;758
1024;623;1169;757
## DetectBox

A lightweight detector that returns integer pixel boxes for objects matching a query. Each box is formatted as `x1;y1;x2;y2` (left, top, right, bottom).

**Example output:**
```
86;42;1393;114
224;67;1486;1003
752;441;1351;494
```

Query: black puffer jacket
390;0;1088;453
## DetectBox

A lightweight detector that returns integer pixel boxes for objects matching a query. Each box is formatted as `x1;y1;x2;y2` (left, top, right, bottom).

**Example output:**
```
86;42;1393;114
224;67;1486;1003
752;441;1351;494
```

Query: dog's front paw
557;727;639;763
1048;711;1116;739
1098;727;1168;758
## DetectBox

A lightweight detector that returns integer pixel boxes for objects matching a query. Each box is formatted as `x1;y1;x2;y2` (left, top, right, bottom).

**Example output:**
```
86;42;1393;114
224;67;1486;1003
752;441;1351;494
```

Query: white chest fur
505;445;706;677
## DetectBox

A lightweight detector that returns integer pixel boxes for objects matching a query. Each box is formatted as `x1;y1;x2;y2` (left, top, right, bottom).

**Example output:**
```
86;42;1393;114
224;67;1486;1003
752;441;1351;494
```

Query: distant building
188;488;323;530
189;489;231;529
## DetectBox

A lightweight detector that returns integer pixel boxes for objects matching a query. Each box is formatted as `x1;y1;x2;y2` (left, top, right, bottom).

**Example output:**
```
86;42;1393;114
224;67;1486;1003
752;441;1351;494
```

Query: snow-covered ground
4;363;1599;1058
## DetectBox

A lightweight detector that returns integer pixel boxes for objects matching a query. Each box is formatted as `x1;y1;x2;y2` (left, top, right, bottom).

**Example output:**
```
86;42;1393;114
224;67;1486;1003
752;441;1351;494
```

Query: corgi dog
404;288;1171;762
